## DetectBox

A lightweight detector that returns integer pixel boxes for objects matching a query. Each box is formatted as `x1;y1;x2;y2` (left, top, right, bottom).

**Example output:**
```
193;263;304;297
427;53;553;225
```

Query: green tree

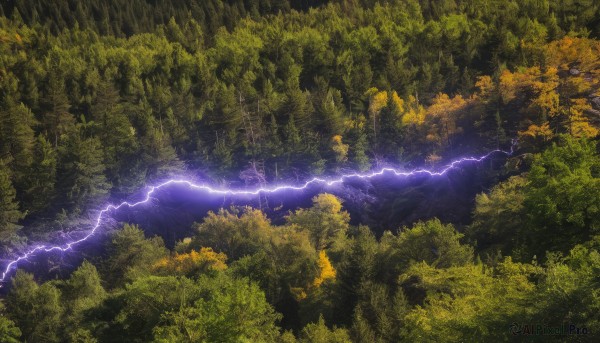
6;271;64;342
57;128;110;212
0;161;24;242
103;224;169;286
0;102;36;183
391;219;473;270
298;315;351;343
467;176;528;259
333;226;380;326
142;127;184;179
351;131;371;172
399;259;539;342
42;51;74;146
351;283;409;342
524;136;600;257
64;261;106;327
192;207;273;260
287;194;350;251
0;314;21;343
23;134;57;213
91;81;138;190
153;275;282;342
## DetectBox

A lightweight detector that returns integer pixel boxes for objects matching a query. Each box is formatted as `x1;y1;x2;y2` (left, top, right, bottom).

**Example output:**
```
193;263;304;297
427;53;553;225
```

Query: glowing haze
0;145;514;285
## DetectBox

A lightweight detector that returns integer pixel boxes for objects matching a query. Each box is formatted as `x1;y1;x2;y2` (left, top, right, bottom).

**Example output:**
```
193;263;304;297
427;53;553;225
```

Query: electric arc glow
0;146;513;285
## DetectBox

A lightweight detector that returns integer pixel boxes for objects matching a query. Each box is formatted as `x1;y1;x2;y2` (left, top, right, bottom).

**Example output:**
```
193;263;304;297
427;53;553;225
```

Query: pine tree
284;113;302;164
23;134;57;213
91;81;137;189
319;89;345;136
284;87;312;132
0;161;24;241
352;131;371;172
42;52;74;146
142;127;184;178
377;92;405;161
0;102;36;186
65;260;107;334
57;128;110;213
267;114;284;158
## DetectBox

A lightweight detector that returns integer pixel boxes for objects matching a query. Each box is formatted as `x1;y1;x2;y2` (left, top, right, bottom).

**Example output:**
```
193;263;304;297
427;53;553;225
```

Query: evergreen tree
23;134;57;213
91;80;138;189
0;102;36;185
64;260;106;340
142;127;184;179
351;131;371;172
0;161;24;241
103;223;169;286
42;51;74;146
6;271;64;342
57;128;110;213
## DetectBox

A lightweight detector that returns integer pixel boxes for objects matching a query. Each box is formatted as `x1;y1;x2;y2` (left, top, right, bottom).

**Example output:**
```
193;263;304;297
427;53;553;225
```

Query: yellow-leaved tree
153;247;227;276
313;250;336;288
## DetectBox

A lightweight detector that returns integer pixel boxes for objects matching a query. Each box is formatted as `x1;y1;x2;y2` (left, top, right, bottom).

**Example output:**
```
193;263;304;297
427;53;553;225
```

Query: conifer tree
0;161;24;241
23;134;57;213
57;128;110;213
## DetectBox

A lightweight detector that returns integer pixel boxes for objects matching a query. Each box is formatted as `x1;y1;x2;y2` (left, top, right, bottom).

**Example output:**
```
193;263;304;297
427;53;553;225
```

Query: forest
0;0;600;341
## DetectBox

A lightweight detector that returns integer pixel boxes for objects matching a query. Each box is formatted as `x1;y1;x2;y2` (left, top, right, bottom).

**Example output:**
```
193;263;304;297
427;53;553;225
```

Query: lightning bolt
0;144;515;285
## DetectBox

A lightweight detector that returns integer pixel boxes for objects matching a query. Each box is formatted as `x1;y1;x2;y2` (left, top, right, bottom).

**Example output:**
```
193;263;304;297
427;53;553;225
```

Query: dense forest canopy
1;0;600;341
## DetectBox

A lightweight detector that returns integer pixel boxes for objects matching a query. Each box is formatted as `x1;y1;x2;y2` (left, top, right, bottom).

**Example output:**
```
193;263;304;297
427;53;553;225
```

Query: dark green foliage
102;223;169;287
0;102;35;183
57;127;110;213
22;134;57;213
0;161;24;242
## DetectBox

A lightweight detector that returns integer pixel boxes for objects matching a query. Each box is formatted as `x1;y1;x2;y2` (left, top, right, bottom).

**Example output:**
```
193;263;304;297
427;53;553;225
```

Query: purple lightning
0;144;514;285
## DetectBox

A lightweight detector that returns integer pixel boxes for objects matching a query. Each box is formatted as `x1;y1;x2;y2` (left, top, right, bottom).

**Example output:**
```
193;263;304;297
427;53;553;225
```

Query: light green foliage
530;243;600;339
6;271;64;342
152;275;281;343
468;137;600;260
391;218;473;269
400;259;538;342
112;274;281;342
298;316;351;343
467;176;527;258
0;303;21;343
65;261;107;327
524;136;600;255
193;207;273;260
287;194;350;251
0;315;21;343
